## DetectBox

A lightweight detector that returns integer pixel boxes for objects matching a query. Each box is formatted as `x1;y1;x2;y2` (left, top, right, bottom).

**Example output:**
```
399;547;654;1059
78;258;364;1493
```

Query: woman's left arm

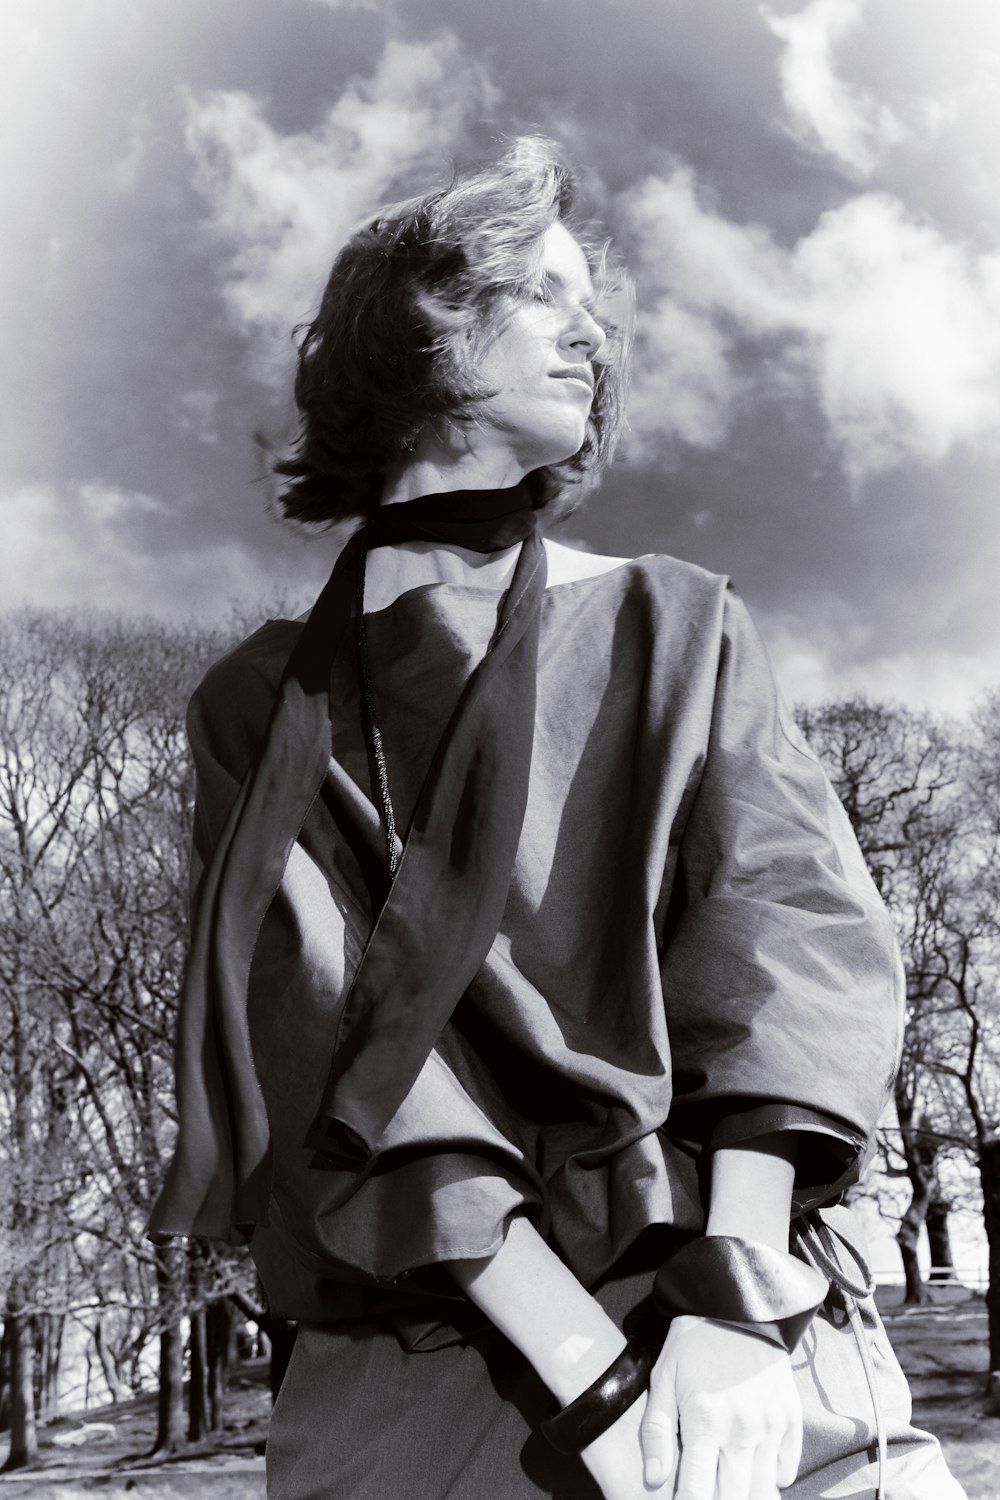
641;1132;804;1499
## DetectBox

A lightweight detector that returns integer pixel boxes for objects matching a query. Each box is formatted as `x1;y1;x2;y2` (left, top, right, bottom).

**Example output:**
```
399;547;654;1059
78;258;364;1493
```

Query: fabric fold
152;550;905;1311
152;483;548;1237
306;523;547;1169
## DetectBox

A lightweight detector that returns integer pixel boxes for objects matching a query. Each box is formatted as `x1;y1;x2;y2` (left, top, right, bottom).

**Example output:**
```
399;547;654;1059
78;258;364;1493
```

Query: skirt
265;1230;967;1499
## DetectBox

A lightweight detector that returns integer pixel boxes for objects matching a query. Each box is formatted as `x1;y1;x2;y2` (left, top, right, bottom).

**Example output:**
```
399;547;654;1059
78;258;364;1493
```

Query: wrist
539;1338;652;1454
448;1215;627;1405
540;1319;629;1406
705;1134;796;1251
653;1235;828;1353
705;1205;790;1251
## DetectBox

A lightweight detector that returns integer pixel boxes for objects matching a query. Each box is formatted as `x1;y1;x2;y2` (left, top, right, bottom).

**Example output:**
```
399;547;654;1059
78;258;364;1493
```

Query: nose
561;305;606;361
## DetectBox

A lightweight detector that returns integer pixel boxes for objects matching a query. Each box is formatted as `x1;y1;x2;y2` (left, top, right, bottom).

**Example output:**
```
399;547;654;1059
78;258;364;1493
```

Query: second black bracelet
538;1338;653;1454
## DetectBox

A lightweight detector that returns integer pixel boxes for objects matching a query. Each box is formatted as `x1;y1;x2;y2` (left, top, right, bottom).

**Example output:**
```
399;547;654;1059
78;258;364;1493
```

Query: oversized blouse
151;550;904;1331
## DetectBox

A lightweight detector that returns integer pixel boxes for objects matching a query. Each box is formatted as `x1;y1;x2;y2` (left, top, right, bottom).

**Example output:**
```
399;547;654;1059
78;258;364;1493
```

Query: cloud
1;483;162;614
795;194;1000;478
620;300;737;464
619;166;1000;484
761;0;906;178
0;482;332;619
175;388;222;447
183;34;499;383
107;102;151;195
764;611;1000;714
77;481;163;527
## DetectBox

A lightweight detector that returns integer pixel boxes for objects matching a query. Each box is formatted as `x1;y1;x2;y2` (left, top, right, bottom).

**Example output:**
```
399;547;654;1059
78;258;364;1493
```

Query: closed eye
530;274;597;317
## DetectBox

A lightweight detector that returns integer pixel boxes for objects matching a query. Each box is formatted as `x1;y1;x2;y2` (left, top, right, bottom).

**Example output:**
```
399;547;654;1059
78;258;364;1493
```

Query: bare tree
0;611;106;1466
0;608;257;1463
797;697;965;1302
951;689;1000;1367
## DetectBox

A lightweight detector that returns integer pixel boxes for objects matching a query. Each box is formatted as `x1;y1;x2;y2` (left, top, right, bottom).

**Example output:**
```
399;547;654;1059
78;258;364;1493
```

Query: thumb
640;1371;679;1490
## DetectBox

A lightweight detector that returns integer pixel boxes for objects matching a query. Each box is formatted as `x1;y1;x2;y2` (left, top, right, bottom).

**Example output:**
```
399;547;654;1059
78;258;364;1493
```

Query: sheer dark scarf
222;482;546;1176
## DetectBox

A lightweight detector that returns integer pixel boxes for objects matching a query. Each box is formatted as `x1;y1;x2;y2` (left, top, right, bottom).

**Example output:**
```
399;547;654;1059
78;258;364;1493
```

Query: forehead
540;221;595;299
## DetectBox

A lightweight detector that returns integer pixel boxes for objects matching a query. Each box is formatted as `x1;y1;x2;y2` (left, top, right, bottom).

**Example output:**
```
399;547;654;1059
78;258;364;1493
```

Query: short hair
273;136;633;525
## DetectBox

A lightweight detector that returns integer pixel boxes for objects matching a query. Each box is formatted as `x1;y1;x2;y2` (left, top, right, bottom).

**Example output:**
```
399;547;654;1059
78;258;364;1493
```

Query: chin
525;424;588;470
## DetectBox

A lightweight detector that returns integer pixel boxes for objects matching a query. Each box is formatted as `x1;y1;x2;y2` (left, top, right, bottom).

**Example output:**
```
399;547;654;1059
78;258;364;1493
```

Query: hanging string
795;1213;885;1499
353;527;400;883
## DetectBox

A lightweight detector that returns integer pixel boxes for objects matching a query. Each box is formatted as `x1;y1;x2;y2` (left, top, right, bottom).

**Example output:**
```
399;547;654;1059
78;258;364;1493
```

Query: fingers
649;1320;804;1498
675;1436;721;1499
775;1405;803;1489
679;1440;782;1500
671;1398;796;1499
640;1366;679;1490
747;1436;783;1500
717;1446;757;1500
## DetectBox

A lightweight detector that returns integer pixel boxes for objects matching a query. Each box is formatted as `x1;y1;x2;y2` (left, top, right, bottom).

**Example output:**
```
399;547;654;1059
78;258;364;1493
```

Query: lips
551;366;595;394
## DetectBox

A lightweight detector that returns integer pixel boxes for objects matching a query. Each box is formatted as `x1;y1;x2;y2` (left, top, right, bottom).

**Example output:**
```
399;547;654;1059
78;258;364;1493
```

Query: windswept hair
273;136;634;524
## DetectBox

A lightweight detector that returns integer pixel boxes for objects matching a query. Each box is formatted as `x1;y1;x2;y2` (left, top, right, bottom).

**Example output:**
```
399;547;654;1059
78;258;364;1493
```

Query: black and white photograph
2;2;999;1496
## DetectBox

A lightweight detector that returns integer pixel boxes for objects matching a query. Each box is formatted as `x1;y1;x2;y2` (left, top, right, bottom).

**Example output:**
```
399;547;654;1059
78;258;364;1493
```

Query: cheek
480;315;553;384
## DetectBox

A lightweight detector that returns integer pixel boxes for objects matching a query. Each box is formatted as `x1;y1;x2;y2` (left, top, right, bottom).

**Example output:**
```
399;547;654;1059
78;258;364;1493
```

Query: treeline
0;608;274;1471
1;608;999;1470
797;696;1000;1364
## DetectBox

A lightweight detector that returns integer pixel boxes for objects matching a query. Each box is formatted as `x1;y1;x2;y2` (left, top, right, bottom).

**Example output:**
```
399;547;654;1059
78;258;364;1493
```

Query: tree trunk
186;1244;223;1442
980;1137;1000;1372
897;1223;930;1305
155;1320;187;1456
152;1243;187;1457
0;1316;11;1432
1;1309;38;1471
206;1298;233;1433
47;1315;63;1418
187;1305;209;1443
33;1313;63;1421
926;1200;955;1280
93;1316;130;1404
896;1184;932;1306
895;1094;933;1305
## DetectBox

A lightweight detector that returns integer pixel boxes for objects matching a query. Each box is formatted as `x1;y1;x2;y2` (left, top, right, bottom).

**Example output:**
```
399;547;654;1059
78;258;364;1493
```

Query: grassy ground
0;1290;996;1496
0;1360;270;1498
878;1285;1000;1500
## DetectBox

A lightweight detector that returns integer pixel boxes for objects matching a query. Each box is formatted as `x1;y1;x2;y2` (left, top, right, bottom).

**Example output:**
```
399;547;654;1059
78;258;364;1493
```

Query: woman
151;138;966;1499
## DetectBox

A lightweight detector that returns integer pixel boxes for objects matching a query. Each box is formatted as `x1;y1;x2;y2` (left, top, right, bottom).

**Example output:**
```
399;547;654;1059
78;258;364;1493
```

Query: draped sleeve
151;616;542;1255
148;624;302;1247
659;586;905;1203
152;563;905;1320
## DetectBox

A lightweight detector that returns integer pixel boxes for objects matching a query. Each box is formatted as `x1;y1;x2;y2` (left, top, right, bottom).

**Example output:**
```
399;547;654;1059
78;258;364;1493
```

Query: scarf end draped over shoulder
151;482;546;1242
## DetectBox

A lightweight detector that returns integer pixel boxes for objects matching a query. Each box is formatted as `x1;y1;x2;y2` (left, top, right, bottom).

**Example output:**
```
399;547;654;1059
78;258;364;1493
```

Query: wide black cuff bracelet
653;1235;829;1353
538;1338;653;1454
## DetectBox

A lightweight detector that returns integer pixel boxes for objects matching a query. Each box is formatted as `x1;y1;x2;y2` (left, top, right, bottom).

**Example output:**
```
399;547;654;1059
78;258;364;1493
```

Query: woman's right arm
450;1216;655;1498
450;1145;805;1500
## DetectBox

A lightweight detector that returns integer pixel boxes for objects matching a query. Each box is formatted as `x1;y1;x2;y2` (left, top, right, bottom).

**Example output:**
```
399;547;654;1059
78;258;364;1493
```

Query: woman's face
469;222;606;472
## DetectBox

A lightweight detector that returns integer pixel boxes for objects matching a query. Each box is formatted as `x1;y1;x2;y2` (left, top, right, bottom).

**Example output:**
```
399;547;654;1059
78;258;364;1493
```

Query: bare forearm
449;1214;626;1403
704;1131;797;1250
448;1136;796;1399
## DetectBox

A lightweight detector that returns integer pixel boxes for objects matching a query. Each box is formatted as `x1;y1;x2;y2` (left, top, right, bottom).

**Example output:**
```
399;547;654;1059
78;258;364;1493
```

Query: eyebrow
542;267;598;306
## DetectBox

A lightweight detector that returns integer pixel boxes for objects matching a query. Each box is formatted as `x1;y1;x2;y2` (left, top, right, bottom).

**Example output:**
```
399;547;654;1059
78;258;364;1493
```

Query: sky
3;0;1000;709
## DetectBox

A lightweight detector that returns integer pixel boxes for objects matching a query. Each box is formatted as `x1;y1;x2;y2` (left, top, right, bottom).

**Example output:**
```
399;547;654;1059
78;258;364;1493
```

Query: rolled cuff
671;1099;869;1212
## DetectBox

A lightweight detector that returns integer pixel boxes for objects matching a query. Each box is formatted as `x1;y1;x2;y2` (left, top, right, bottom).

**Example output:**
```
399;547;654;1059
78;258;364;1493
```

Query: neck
381;429;533;507
382;457;528;507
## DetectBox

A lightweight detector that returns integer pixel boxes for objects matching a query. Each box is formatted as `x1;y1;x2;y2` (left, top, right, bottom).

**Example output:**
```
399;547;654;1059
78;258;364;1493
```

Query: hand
581;1391;662;1500
641;1316;802;1500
